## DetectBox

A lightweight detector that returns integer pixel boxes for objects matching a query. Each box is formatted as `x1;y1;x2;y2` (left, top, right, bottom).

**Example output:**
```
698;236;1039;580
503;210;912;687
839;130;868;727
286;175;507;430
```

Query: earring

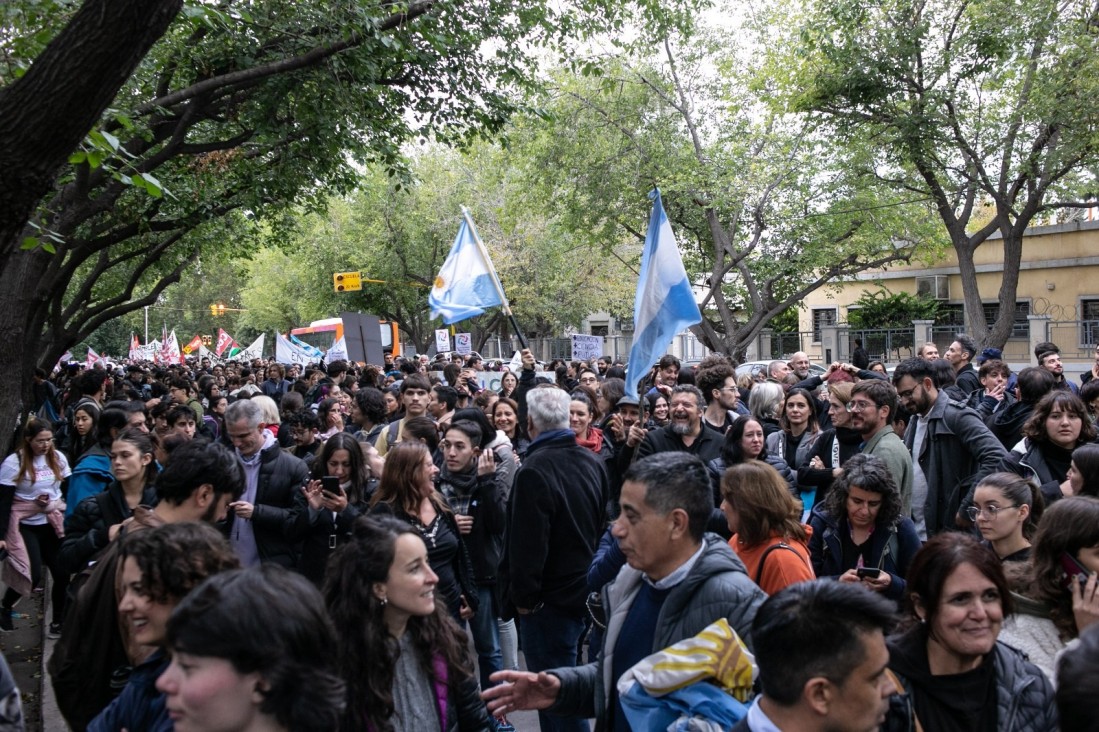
379;596;387;606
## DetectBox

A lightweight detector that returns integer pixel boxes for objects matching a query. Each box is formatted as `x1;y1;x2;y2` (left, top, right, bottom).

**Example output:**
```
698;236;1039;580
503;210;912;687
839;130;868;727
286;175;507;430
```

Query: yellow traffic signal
333;271;363;292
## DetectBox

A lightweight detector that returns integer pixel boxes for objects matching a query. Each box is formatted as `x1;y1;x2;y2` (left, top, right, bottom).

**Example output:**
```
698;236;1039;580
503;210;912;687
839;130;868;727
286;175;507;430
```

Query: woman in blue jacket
808;453;921;602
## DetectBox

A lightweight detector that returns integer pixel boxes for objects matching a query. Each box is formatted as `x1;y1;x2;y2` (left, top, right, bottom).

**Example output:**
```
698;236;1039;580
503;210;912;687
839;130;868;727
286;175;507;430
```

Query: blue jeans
468;586;503;690
520;606;590;732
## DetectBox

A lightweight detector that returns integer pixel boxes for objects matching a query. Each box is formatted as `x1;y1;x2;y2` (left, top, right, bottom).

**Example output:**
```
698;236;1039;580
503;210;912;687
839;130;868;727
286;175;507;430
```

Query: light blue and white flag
625;189;702;399
289;333;325;359
428;217;504;324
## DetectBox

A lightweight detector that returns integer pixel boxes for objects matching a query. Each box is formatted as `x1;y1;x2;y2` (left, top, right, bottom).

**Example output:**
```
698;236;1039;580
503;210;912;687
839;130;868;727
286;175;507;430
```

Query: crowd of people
0;337;1095;731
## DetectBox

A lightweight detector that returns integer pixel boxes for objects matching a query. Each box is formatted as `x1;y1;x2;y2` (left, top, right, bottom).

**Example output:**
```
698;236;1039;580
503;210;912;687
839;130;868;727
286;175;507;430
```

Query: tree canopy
786;0;1099;347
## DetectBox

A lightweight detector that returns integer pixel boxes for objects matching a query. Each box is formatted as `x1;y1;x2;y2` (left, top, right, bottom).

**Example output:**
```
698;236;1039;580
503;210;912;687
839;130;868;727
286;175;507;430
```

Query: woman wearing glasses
969;472;1043;563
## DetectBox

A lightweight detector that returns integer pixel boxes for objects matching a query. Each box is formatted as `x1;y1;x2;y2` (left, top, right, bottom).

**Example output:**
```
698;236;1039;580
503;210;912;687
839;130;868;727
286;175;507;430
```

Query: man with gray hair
485;452;766;729
224;399;309;568
500;385;609;732
637;384;724;465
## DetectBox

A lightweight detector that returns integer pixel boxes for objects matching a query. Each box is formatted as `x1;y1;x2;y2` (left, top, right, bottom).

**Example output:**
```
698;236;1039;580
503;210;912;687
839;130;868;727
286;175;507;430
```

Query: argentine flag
625;189;702;399
289;333;325;359
429;218;503;324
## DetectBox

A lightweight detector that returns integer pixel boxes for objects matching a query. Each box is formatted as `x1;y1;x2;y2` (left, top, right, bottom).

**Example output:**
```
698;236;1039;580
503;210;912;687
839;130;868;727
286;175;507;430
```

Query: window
1081;299;1099;346
812;308;837;342
935;302;1029;338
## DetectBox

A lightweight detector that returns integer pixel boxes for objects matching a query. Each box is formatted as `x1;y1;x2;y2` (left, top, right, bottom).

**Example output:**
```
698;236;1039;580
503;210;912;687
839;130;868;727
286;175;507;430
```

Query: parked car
735;360;827;381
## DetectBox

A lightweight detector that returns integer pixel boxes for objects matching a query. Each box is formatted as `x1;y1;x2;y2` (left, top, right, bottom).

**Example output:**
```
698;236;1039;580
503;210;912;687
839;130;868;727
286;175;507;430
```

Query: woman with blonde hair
369;442;476;621
720;460;815;595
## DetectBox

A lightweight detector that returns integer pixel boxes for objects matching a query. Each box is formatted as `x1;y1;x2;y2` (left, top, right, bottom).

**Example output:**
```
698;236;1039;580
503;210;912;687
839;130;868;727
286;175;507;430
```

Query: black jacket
297;496;370;586
954;364;981;396
438;464;507;586
989;400;1035;450
59;480;158;577
636;423;724;465
502;430;608;615
223;443;310;568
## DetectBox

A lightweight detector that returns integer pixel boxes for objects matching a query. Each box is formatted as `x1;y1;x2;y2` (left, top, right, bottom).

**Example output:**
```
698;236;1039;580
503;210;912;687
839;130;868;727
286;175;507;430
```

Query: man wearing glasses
846;379;913;520
892;358;1007;540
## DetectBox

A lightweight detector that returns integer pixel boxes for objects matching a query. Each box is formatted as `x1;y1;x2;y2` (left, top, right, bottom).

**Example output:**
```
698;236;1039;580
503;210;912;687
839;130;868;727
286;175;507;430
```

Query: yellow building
798;219;1099;369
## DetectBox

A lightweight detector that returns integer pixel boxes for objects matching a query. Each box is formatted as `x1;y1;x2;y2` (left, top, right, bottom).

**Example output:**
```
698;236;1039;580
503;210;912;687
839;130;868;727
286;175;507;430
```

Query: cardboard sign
571;334;604;362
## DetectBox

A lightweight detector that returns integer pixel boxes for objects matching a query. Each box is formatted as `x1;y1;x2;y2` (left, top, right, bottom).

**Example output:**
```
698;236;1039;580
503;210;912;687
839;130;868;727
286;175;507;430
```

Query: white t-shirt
0;451;71;526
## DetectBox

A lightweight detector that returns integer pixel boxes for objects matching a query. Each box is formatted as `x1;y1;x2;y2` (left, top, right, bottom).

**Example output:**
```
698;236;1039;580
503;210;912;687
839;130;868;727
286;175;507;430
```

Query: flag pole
461;207;528;351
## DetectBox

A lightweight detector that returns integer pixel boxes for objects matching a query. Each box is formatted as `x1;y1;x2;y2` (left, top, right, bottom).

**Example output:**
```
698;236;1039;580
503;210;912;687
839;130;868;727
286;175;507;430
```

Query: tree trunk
0;0;184;448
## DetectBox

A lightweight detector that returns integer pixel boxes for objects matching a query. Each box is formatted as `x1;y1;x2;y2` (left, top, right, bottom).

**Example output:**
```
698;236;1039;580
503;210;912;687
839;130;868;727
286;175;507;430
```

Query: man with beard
789;352;812;381
698;361;745;434
892;358;1007;539
1035;341;1080;394
636;385;724;465
847;379;913;515
49;440;245;730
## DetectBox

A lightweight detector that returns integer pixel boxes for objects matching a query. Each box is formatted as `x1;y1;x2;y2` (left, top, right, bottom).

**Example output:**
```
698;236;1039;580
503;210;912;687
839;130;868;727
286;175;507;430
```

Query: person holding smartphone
999;495;1099;682
808;453;921;603
298;433;375;586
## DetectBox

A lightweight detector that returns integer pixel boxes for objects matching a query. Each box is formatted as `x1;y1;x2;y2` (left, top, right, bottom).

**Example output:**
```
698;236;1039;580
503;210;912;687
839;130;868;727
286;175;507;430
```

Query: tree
0;0;630;433
511;22;939;360
788;0;1099;348
846;287;940;330
239;144;636;353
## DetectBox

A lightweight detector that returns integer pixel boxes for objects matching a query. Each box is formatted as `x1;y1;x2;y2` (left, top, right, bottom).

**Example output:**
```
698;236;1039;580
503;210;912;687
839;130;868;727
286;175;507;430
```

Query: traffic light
209;303;226;317
333;271;363;292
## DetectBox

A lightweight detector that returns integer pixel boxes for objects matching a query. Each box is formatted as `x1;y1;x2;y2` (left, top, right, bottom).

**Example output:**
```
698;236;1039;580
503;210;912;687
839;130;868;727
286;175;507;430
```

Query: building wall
798;220;1099;356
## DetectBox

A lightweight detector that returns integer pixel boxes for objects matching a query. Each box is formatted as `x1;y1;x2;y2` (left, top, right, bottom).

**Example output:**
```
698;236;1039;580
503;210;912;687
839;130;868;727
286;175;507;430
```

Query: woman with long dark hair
0;418;70;633
324;515;491;731
999;496;1099;682
1066;443;1099;497
707;417;796;499
767;387;823;513
1000;391;1097;506
298;433;375;586
369;442;476;621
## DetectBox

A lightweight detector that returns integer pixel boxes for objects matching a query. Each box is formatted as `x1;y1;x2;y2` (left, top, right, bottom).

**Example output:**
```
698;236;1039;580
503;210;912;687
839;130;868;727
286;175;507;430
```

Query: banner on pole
455;333;472;355
275;332;315;367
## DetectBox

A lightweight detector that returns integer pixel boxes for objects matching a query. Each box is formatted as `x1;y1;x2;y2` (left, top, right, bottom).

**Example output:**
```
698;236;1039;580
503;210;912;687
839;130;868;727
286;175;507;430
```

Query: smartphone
1060;552;1090;589
321;476;340;496
856;567;881;580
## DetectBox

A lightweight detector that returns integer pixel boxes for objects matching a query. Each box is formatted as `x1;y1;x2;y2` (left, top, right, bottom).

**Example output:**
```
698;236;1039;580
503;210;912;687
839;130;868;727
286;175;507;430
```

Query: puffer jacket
707;454;797;503
550;534;767;730
886;628;1057;732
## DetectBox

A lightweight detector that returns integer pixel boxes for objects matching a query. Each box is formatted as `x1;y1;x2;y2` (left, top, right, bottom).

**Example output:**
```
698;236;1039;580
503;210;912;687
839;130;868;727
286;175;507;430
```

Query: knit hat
976;348;1002;364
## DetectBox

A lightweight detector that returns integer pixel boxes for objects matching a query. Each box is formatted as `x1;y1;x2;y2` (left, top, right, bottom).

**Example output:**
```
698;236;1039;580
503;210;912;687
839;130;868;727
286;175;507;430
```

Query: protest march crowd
1;333;1099;731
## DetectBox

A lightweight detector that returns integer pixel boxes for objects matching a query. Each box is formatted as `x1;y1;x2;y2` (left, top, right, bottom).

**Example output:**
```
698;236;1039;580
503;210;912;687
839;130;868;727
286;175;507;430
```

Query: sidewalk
0;590;44;731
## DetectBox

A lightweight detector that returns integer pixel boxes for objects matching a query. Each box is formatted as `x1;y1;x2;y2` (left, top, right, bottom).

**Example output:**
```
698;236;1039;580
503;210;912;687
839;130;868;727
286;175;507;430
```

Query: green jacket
862;425;914;516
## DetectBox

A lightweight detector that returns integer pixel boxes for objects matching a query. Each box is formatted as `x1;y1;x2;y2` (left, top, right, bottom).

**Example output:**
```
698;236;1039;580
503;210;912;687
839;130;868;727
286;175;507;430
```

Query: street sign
333;271;362;292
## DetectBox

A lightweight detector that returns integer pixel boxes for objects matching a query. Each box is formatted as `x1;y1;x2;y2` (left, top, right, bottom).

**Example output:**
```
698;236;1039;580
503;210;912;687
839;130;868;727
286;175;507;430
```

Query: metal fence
471;319;1099;367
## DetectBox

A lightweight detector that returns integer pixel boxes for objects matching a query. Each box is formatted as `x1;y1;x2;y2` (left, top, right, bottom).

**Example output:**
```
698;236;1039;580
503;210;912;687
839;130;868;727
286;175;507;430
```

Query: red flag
215;328;236;357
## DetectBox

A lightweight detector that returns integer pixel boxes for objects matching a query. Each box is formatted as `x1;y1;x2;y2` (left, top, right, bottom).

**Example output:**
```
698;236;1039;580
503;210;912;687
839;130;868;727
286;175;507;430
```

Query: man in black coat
224;399;309;568
501;385;608;732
